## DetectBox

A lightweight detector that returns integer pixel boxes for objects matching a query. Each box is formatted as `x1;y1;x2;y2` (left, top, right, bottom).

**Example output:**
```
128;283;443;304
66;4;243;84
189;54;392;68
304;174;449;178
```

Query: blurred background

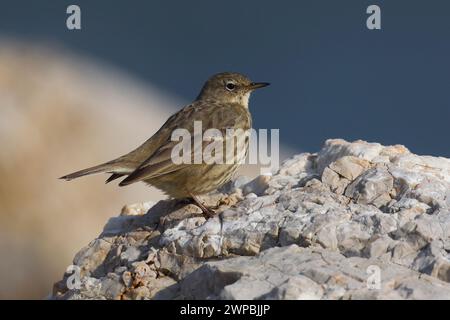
0;0;449;299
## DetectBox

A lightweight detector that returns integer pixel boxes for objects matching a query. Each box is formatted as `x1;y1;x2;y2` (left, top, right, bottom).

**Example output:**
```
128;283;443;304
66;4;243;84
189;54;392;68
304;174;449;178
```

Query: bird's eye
225;82;236;91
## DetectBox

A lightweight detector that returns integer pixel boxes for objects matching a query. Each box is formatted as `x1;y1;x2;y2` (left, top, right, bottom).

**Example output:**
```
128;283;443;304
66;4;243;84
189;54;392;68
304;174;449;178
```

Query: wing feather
119;100;251;186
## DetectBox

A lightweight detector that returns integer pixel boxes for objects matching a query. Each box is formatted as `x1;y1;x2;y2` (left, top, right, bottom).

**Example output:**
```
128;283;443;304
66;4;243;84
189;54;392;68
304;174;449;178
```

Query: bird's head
196;72;269;107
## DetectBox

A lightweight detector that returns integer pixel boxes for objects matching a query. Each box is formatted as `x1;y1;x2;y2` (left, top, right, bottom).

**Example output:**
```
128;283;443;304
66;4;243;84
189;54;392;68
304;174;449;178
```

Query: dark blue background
1;0;449;156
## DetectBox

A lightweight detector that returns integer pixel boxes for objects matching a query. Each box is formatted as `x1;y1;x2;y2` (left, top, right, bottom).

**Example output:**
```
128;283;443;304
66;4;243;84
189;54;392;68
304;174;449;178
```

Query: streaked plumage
60;72;269;216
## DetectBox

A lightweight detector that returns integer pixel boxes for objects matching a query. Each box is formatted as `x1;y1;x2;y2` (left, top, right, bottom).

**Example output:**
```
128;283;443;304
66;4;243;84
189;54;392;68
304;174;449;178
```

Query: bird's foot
189;193;216;219
202;207;216;219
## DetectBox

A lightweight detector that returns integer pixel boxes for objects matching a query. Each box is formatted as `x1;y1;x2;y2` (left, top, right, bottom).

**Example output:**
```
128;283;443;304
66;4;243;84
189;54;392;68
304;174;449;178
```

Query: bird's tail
59;161;121;181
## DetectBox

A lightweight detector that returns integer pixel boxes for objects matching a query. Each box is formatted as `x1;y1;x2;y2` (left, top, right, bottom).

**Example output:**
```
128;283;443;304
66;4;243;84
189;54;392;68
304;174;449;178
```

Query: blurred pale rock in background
53;139;450;300
0;41;182;298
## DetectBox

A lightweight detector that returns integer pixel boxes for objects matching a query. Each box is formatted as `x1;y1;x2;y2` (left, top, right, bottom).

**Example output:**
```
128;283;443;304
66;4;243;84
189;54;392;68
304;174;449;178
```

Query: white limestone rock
52;139;450;300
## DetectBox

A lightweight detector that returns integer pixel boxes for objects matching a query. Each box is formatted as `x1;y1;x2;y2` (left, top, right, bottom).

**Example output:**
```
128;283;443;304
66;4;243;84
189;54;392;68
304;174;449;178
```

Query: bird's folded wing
118;101;251;187
118;132;211;186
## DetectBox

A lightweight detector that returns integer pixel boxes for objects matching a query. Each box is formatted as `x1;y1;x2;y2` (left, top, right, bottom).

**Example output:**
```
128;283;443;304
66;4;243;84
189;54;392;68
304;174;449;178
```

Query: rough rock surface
52;139;450;300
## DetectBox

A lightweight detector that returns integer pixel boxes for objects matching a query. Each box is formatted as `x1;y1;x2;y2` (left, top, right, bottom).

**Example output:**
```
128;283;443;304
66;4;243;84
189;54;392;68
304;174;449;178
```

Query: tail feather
105;173;125;184
59;163;116;181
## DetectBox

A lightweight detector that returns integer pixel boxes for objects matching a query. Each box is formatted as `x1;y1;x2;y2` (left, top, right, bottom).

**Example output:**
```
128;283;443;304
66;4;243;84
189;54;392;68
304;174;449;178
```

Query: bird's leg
189;193;215;218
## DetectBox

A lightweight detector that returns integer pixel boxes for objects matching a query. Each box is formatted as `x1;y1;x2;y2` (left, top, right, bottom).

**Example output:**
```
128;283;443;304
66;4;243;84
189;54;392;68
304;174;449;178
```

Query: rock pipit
60;72;269;217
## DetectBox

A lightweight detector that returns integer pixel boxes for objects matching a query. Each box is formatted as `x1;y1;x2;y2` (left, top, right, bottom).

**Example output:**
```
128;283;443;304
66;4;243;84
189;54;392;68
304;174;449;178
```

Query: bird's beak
248;82;270;90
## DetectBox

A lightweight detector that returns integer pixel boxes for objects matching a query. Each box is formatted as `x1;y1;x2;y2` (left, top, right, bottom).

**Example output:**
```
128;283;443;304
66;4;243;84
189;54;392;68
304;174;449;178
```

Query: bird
60;72;270;217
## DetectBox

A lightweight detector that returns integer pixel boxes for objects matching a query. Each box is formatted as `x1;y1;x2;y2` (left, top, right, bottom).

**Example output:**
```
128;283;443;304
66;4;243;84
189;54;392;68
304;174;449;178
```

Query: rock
322;156;371;195
242;175;271;196
259;276;324;300
344;167;394;207
316;139;386;174
219;175;251;194
322;167;350;195
181;245;450;300
365;236;395;259
329;156;371;181
73;239;112;277
52;139;450;300
121;202;155;216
